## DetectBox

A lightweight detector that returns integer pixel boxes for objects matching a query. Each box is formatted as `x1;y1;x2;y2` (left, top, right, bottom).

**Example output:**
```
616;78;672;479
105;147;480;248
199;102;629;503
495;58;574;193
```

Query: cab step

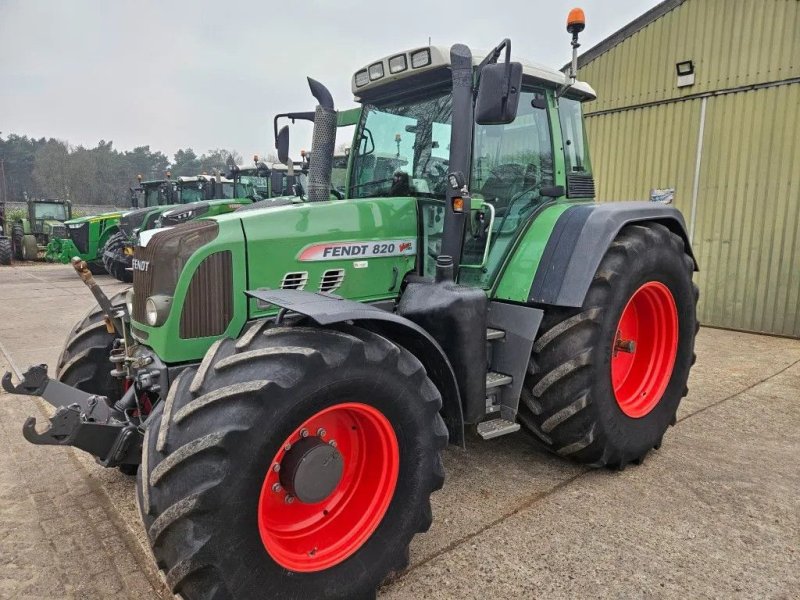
477;418;521;440
486;371;512;389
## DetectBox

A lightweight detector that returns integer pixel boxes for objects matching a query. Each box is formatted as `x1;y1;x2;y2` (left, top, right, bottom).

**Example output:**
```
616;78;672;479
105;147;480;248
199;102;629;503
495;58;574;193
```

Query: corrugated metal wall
579;0;800;337
581;0;800;113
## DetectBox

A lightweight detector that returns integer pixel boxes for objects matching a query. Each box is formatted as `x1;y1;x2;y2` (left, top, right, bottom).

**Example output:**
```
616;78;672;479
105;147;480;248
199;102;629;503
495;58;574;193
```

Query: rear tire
56;288;130;401
519;222;698;468
137;323;447;600
22;234;38;261
0;238;11;265
102;231;133;283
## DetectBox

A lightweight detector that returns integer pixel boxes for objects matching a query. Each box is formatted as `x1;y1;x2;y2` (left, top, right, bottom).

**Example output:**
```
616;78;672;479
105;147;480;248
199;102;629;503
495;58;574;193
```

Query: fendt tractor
3;11;698;599
8;196;72;261
46;204;125;273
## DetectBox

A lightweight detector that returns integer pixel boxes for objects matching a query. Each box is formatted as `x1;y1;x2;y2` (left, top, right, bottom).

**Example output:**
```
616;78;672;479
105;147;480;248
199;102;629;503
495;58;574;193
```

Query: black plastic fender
245;289;465;446
528;202;698;308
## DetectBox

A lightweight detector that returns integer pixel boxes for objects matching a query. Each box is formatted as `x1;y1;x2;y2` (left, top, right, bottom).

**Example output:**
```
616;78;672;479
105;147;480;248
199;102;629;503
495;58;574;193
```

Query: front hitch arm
3;365;142;467
70;257;125;337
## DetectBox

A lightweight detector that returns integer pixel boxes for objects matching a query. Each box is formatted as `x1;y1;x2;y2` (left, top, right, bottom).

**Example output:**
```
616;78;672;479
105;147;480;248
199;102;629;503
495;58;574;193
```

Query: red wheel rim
611;281;679;418
258;402;399;572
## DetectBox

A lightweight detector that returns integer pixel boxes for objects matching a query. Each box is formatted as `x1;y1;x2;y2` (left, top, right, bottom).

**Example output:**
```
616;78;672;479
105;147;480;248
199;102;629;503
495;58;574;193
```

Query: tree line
0;133;242;207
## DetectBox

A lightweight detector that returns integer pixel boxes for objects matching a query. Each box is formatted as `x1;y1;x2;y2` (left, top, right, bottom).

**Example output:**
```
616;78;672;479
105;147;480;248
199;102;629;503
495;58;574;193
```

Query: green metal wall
579;0;800;337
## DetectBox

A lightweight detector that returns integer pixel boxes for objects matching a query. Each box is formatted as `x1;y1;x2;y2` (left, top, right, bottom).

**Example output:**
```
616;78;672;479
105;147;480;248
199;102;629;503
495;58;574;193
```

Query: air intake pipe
306;77;337;202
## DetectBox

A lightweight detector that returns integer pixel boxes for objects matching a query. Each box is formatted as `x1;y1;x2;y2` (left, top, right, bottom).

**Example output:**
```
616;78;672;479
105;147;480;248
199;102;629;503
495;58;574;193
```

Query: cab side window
559;98;594;198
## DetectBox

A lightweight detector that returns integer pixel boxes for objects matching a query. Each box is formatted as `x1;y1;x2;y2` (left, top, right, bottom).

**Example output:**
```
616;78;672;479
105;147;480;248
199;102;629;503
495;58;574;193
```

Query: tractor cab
134;178;176;208
347;45;596;286
30;198;71;230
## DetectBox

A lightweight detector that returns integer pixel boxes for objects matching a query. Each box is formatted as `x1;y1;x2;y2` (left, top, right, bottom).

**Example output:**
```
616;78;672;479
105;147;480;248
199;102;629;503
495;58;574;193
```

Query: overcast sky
0;0;661;159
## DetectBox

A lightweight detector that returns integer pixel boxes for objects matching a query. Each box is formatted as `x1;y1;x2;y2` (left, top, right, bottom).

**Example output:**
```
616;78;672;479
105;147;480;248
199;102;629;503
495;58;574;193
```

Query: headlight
145;295;172;326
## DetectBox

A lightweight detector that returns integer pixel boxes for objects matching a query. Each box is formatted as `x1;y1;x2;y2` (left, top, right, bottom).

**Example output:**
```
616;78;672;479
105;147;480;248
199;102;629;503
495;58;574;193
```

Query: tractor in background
3;10;699;599
9;197;72;261
46;205;124;273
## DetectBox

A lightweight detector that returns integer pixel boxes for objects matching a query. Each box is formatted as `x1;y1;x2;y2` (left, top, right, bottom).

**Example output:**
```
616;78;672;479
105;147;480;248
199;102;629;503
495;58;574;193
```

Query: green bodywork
46;210;123;264
130;89;592;365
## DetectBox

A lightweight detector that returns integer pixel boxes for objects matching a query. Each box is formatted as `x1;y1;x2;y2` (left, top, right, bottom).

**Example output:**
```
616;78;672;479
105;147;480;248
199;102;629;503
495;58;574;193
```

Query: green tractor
8;197;72;261
0;201;12;265
5;13;698;600
46;204;125;273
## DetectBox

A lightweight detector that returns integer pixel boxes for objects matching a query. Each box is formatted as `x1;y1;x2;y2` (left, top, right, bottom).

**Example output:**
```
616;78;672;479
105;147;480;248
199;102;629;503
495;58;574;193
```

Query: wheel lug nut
284;442;292;451
316;428;326;438
300;428;309;438
285;494;294;504
272;464;280;472
272;483;282;493
328;439;337;448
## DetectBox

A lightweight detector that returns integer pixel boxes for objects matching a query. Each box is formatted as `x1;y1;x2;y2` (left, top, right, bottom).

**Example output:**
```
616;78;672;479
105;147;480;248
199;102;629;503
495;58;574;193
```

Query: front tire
12;224;24;259
138;324;447;600
56;288;129;401
22;234;38;260
519;222;698;468
102;231;133;282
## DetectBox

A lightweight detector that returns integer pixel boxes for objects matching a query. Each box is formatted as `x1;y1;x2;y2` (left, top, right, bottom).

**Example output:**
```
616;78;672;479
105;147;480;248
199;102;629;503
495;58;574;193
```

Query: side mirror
475;61;523;125
540;185;565;198
276;125;290;165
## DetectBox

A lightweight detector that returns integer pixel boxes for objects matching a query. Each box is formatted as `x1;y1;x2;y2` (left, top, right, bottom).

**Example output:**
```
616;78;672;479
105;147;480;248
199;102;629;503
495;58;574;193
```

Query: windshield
179;184;205;203
239;175;269;195
144;184;172;207
33;202;67;220
350;93;452;199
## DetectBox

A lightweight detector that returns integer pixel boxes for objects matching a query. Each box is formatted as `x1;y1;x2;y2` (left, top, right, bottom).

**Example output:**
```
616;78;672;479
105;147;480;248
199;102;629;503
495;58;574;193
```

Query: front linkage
2;259;145;470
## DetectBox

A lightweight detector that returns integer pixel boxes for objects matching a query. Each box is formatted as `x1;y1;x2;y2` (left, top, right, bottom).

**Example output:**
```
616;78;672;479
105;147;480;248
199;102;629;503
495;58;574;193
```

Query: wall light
676;60;695;87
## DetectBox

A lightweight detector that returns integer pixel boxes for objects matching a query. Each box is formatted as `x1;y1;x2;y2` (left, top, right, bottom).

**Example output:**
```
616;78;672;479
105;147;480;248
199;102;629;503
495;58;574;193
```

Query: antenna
558;8;586;97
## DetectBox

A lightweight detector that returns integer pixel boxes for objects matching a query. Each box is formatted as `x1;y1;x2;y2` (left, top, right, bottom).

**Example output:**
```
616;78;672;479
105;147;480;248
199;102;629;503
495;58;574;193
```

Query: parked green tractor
7;197;72;261
46;205;124;273
5;11;699;599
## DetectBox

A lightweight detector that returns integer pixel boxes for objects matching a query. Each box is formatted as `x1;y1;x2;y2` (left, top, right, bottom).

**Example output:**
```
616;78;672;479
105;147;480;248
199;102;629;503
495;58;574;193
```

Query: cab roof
352;45;596;102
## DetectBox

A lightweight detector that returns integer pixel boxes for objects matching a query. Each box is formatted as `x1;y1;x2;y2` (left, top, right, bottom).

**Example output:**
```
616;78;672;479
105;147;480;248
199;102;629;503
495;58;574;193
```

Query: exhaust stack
306;78;337;202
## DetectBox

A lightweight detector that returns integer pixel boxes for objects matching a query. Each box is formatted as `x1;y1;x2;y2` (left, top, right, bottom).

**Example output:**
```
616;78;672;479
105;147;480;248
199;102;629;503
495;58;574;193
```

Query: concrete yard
0;264;798;599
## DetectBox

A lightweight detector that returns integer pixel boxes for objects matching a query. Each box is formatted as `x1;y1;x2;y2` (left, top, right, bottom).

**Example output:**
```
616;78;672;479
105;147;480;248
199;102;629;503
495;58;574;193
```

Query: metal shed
576;0;800;337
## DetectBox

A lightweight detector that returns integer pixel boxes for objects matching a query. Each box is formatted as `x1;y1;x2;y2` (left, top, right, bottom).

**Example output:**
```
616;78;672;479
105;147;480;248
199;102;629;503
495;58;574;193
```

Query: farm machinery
5;197;73;261
3;10;698;599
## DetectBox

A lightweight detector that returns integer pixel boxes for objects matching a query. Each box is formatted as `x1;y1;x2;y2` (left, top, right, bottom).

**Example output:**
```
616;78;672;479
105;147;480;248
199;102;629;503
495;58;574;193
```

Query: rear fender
244;289;465;446
527;202;697;308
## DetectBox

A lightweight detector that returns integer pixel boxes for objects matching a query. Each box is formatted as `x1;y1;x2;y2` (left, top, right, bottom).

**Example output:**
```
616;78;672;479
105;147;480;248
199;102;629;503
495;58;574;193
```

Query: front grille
68;223;90;253
51;225;66;239
132;220;219;324
567;173;596;198
180;251;233;338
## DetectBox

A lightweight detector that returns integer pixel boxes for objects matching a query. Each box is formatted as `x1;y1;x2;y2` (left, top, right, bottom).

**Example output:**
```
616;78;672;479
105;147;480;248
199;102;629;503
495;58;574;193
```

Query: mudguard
528;202;697;308
245;289;465;446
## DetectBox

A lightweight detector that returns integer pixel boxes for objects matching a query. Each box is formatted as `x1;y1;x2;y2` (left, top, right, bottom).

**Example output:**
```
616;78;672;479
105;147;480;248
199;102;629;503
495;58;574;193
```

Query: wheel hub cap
279;437;344;504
